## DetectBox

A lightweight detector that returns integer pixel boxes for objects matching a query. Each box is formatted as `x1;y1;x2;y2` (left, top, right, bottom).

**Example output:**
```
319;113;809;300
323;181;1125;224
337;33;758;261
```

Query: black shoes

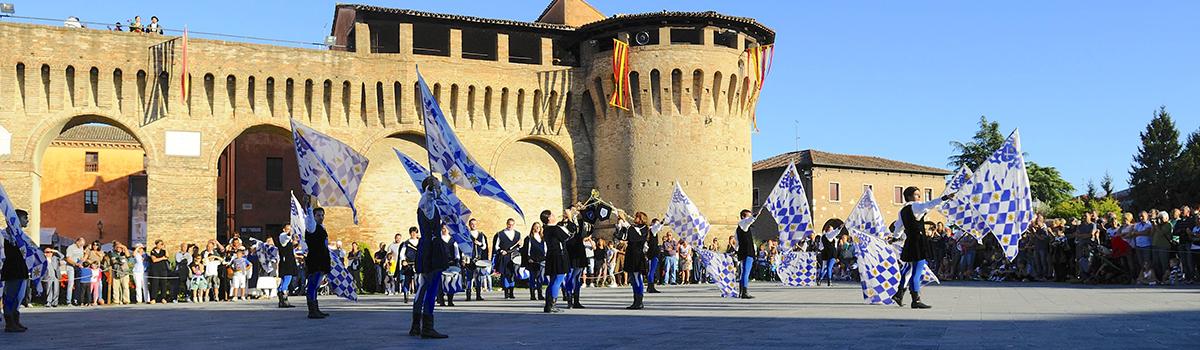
306;300;325;319
626;294;644;310
739;286;755;299
409;312;422;336
910;291;931;309
892;287;907;307
420;314;448;339
572;294;585;309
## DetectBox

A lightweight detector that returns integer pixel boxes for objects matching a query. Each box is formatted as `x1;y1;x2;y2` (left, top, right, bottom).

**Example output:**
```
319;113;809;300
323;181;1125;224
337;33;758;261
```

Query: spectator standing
110;244;131;305
64;238;85;306
148;240;171;303
1150;212;1173;283
1171;206;1194;281
146;16;163;34
131;245;149;303
662;232;678;285
41;248;61;307
129;16;143;33
678;239;692;285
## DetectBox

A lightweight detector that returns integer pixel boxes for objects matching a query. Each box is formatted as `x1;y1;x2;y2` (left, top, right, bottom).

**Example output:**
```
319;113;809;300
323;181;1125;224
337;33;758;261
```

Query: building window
412;23;450;56
508;32;542;64
670;28;702;45
925;189;934;202
85;152;99;172
265;157;283;191
894;186;904;204
84;190;99;213
828;182;840;202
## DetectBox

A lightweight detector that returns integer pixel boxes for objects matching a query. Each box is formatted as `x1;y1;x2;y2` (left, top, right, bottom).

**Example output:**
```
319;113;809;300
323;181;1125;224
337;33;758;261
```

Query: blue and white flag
664;183;710;250
249;238;279;275
0;183;47;292
778;251;819;287
290;119;369;224
327;249;357;301
394;149;474;245
939;167;987;242
846;188;887;238
289;192;308;254
851;231;902;305
698;249;739;298
964;130;1034;261
417;70;523;218
762;162;814;250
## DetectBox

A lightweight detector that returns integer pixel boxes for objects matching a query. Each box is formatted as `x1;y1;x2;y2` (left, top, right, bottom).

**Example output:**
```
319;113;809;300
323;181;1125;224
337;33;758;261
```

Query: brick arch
487;136;575;222
27;112;153;171
207;121;293;176
354;130;430;243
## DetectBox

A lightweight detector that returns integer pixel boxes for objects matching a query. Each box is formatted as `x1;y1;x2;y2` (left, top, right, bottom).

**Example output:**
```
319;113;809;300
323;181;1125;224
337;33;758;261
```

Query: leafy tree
1084;179;1098;205
1128;106;1182;210
1177;128;1200;205
1047;198;1086;219
1026;161;1074;206
1100;173;1115;198
1088;197;1124;218
949;116;1004;170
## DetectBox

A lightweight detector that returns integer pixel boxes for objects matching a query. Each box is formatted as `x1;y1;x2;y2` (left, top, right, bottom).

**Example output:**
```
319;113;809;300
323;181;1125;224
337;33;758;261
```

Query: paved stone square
3;281;1197;349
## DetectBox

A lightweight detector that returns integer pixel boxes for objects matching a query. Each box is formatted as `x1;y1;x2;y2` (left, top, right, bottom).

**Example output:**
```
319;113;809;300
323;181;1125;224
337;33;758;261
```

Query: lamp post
97;220;104;241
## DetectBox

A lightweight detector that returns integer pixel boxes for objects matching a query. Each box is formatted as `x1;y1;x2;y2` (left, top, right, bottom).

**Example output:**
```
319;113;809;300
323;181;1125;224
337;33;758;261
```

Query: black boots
306;299;325;319
420;314;448;339
437;293;445;306
3;313;24;333
739;285;754;299
647;284;661;294
563;292;573;309
505;288;514;300
446;294;455;307
625;294;644;310
543;296;562;313
892;287;907;307
536;287;545;301
475;286;484;301
910;290;931;309
409;312;422;336
529;287;537;301
572;293;585;309
277;291;295;308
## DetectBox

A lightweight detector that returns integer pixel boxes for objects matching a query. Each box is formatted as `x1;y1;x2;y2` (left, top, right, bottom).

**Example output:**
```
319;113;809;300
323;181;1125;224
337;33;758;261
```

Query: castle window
894;186;904;204
266;157;283;191
461;28;497;61
413;23;450;56
84;152;99;172
84;190;99;213
552;38;578;66
369;22;400;53
713;30;738;49
670;28;702;45
752;188;761;212
508;32;542;65
829;182;840;202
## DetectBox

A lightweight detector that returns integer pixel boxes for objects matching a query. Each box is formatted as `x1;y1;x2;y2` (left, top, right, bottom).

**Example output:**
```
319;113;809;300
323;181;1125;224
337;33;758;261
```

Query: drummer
521;222;547;301
465;219;490;301
398;227;420;303
437;225;462;307
493;218;522;300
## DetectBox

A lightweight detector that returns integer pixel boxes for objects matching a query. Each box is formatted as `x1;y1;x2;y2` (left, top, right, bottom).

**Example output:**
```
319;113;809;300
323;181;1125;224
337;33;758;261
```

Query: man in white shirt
64;238;86;306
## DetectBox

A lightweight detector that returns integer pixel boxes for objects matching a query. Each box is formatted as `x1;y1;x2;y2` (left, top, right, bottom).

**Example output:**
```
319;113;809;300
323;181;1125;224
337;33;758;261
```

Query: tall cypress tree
1128;106;1182;210
1177;128;1200;205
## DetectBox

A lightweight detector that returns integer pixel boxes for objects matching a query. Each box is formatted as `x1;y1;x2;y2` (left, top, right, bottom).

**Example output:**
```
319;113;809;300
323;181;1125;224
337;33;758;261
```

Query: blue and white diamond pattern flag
664;183;711;250
778;251;819;287
291;119;369;224
852;231;901;305
966;130;1034;261
939;167;986;241
846;188;887;238
762;162;814;250
698;249;739;298
289;192;309;254
417;69;523;218
395;149;474;245
327;249;358;301
0;183;46;292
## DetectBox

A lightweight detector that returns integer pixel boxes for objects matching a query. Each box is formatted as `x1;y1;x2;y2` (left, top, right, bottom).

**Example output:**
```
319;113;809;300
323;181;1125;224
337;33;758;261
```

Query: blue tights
900;259;927;293
413;271;442;315
278;275;294;293
565;267;584;295
629;272;644;295
546;274;566;300
3;280;27;315
820;258;836;281
647;258;660;285
305;272;323;301
741;257;754;287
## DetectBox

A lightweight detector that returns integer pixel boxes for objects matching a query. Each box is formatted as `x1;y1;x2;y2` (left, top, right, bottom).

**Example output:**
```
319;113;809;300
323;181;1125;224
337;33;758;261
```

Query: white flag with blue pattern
846;188;887;238
417;69;523;218
327;249;357;301
0;182;47;292
778;251;819;287
851;230;902;305
762;162;814;250
394;149;474;245
698;249;740;298
664;183;710;250
939;167;987;242
965;130;1033;261
289;192;309;254
290;119;369;224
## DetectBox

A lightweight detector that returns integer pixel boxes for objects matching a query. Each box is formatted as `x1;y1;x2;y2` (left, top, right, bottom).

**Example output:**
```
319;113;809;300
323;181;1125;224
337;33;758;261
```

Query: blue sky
9;1;1199;193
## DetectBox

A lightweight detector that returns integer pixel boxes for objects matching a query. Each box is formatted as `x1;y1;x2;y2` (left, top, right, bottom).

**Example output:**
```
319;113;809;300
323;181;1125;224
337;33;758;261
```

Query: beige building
751;150;951;239
0;0;774;246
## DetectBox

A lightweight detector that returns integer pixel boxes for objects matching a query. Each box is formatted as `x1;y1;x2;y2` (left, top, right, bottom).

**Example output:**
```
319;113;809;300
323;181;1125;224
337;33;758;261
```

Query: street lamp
97;220;104;240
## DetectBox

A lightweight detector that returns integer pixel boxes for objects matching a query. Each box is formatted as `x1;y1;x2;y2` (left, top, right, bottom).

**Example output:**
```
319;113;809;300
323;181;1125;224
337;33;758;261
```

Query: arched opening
214;124;298;243
491;139;572;223
38;116;147;247
356;132;428;243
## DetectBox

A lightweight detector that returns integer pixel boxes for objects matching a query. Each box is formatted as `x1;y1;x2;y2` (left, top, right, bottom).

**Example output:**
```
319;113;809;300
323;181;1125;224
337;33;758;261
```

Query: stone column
450;29;463;59
145;163;217;247
354;22;372;56
541;37;553;66
497;33;510;63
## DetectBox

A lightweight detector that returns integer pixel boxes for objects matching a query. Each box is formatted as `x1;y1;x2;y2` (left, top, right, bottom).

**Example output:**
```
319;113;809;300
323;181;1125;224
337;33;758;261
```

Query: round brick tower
576;12;775;237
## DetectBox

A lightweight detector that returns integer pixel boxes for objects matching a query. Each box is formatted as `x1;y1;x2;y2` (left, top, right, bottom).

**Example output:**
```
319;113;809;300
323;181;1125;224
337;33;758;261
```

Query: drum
474;260;492;270
511;251;523;266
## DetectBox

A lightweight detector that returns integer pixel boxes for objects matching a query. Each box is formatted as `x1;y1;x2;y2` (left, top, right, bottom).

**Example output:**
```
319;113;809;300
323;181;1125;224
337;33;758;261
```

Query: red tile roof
754;150;951;176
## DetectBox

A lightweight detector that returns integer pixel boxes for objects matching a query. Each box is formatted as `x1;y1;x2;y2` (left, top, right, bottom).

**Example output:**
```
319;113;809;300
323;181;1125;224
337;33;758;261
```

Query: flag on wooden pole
608;39;631;110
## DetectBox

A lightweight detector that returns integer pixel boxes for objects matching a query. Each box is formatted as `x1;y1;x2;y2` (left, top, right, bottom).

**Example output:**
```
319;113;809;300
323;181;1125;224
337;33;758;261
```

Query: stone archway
484;137;574;225
354;132;428;244
214;123;298;243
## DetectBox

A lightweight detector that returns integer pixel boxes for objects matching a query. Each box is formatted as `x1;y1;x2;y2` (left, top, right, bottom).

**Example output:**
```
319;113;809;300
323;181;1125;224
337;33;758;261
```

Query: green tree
949;116;1004;170
1084;179;1098;205
1047;198;1086;219
1177;128;1200;205
1100;172;1114;198
1128;106;1182;210
1026;161;1074;206
1089;197;1124;218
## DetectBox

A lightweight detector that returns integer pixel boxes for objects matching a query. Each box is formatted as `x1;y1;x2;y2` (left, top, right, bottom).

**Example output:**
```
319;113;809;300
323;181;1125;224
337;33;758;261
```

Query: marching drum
510;251;523;266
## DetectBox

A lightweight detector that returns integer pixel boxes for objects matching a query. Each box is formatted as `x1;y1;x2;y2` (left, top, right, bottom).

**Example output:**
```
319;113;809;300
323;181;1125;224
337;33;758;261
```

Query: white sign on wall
0;125;11;155
164;131;202;157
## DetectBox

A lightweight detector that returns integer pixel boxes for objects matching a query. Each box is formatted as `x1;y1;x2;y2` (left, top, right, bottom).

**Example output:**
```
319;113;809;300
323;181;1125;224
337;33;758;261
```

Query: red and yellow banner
180;26;189;103
608;39;631;110
745;44;775;131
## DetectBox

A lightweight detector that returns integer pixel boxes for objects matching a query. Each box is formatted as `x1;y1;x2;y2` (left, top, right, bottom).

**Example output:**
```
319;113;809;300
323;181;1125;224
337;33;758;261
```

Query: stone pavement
2;281;1197;349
